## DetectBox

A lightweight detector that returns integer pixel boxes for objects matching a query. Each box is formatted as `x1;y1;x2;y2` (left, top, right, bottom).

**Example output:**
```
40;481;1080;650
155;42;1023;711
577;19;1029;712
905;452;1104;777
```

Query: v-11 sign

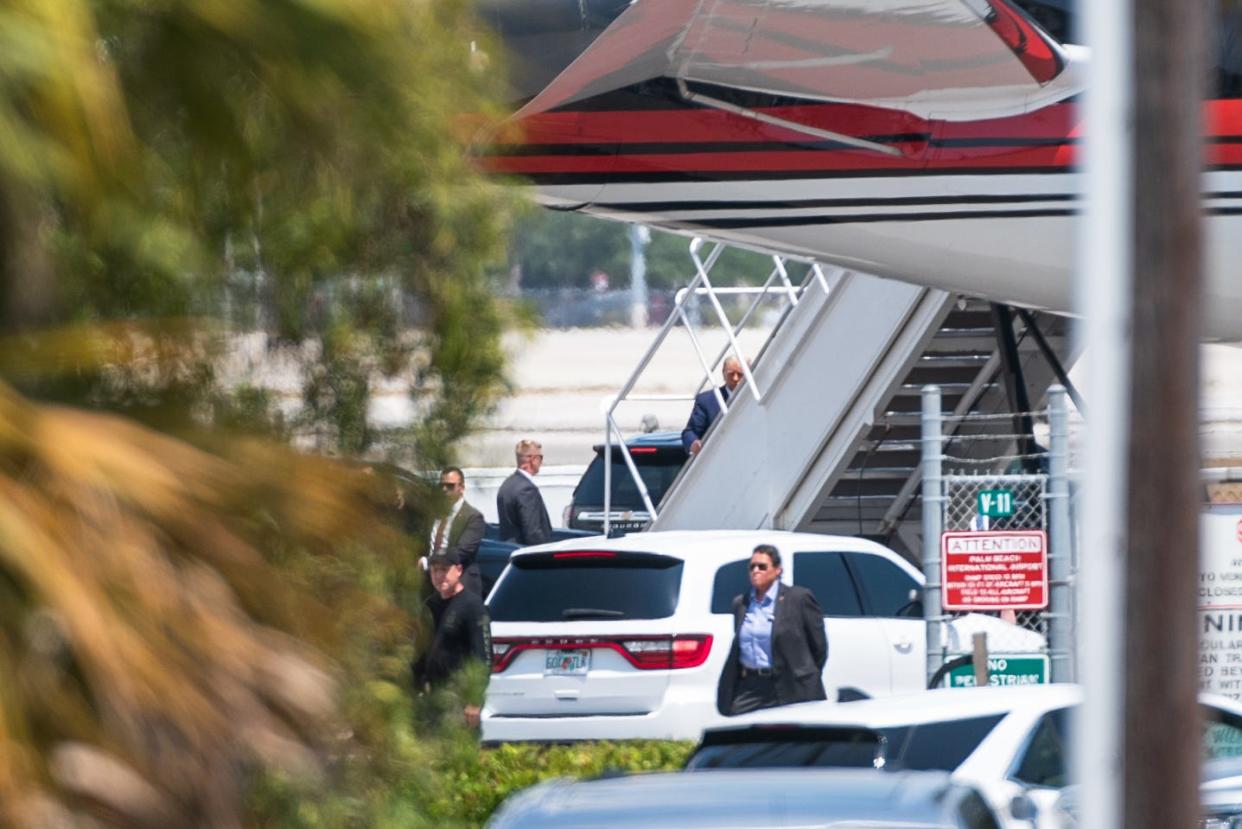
941;530;1049;611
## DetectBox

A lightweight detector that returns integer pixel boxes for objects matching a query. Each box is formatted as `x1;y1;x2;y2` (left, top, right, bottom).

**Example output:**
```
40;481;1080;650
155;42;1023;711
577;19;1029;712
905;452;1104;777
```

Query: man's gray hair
515;438;543;463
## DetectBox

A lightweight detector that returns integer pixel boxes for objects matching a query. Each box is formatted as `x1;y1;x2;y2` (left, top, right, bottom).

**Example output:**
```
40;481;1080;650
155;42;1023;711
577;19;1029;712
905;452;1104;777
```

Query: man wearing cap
429;466;486;595
717;543;828;715
412;548;493;726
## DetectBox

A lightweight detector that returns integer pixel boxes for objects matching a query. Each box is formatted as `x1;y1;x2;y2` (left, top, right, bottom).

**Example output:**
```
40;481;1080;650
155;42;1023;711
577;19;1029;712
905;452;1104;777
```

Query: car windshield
487;551;684;621
574;450;684;508
686;714;1006;774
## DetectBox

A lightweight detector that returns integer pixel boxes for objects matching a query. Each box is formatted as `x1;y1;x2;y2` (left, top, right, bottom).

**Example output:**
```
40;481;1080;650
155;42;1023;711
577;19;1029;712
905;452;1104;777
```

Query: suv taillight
620;635;713;669
491;634;713;673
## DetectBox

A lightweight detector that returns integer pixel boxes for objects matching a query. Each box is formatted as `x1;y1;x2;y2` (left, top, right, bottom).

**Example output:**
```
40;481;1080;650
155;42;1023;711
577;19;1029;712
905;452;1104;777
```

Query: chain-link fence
942;473;1050;638
921;385;1076;688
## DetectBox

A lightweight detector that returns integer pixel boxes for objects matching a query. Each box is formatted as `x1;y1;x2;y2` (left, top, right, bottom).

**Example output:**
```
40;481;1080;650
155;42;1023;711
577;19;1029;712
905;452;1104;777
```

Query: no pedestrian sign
941;530;1049;611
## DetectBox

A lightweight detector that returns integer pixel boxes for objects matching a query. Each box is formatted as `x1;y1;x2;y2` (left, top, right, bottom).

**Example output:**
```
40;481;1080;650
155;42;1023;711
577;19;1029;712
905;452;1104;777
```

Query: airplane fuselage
482;1;1242;339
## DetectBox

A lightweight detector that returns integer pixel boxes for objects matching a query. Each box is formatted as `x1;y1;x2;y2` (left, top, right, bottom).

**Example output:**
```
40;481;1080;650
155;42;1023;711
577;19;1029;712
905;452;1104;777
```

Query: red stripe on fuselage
491;99;1242;177
486;147;1067;175
520;103;930;146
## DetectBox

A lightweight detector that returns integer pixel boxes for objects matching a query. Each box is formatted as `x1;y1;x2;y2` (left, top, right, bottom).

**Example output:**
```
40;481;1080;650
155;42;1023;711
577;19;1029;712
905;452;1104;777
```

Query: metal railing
600;237;836;534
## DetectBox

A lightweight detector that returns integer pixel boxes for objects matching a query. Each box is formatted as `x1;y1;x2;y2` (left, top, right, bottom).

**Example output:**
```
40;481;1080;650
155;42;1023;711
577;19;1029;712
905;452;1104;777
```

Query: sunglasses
440;481;461;490
749;562;771;571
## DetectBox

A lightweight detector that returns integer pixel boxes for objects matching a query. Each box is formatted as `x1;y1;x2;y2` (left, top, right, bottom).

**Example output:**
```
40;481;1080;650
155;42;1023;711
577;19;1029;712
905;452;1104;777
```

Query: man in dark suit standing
429;467;487;595
717;544;828;715
682;355;746;456
496;438;553;546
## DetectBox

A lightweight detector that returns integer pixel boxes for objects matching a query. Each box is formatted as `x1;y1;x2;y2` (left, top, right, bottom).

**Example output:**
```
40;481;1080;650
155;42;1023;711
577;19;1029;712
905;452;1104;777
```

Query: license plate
545;649;590;675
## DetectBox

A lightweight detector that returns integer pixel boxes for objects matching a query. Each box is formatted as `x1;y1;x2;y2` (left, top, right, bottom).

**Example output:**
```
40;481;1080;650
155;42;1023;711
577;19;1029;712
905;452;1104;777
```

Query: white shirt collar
517;468;536;484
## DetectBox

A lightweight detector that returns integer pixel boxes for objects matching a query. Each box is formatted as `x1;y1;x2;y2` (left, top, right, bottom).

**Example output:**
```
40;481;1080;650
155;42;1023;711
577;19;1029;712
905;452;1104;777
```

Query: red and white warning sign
941;530;1049;611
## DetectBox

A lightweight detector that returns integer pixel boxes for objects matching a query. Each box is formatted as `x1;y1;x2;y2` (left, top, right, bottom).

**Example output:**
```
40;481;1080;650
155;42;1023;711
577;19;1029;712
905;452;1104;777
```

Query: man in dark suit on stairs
682;355;746;456
496;438;553;546
717;543;828;715
429;466;487;596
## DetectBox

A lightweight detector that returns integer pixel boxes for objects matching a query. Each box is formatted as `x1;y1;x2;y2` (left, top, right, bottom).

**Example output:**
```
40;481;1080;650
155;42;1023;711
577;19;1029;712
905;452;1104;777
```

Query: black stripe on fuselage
588;190;1242;215
518;164;1242;186
519;166;1064;185
643;203;1242;230
677;208;1077;228
591;193;1080;212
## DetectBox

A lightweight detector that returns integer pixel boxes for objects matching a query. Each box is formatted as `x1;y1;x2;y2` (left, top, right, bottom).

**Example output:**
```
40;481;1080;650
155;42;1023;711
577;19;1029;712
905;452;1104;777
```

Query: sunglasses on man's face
749;562;771;571
441;481;460;491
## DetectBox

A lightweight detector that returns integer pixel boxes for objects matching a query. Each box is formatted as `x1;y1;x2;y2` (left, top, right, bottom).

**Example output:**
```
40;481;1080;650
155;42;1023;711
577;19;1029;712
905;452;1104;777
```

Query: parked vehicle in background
478;524;594;597
564;431;685;534
1202;755;1242;827
482;530;1044;742
684;685;1242;829
485;767;1003;829
1057;753;1242;828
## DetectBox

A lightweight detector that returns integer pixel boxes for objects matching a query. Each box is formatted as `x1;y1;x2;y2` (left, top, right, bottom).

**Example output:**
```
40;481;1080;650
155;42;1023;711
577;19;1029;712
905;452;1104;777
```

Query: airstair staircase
629;244;1074;558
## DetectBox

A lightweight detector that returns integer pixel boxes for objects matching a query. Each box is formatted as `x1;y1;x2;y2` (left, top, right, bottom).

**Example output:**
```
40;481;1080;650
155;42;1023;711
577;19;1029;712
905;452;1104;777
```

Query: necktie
433;518;446;553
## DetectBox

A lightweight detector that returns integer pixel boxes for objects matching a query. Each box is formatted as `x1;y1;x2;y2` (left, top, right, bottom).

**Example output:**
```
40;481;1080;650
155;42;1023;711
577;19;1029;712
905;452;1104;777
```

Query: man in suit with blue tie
682;356;745;456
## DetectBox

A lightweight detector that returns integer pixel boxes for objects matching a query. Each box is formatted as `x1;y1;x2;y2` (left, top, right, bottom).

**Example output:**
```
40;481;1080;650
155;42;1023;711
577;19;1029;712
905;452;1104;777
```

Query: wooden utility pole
1126;0;1206;824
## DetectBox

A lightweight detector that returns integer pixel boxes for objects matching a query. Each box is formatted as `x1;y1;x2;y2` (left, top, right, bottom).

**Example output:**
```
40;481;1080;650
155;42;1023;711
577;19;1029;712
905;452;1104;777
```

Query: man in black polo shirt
412;549;492;726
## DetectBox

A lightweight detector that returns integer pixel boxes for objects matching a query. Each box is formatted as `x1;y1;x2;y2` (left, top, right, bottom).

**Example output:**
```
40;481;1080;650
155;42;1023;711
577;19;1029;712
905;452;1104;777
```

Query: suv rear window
488;551;684;621
573;450;684;508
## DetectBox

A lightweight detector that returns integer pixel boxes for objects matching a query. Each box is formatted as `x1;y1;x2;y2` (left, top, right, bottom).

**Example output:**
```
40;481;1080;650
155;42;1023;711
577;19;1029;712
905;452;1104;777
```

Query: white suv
482;530;1044;742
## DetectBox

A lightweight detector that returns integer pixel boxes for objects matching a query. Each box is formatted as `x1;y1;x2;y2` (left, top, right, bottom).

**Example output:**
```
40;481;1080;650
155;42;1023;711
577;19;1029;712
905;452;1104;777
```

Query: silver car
486;767;1003;829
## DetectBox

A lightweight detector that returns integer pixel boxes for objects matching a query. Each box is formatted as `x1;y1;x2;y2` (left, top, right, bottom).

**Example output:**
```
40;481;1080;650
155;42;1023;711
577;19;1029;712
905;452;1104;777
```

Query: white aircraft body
481;0;1242;339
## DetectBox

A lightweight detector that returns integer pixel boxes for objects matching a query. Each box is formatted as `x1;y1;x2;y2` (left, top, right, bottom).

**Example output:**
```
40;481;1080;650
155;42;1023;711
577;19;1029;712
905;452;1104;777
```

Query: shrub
427;738;696;826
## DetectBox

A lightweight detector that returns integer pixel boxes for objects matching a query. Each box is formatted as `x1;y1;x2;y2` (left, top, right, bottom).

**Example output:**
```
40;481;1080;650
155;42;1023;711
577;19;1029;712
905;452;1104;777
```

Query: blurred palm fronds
0;377;413;827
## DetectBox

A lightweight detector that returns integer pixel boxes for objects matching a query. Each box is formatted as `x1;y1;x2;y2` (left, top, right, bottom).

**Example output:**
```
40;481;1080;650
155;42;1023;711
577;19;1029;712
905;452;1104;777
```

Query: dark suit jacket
681;385;730;454
716;582;828;715
447;500;485;595
496;471;552;546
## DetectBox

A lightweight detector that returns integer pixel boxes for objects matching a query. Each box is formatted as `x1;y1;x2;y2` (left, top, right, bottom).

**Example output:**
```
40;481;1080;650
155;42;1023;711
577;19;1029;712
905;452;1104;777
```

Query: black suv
476;524;594;597
565;431;686;535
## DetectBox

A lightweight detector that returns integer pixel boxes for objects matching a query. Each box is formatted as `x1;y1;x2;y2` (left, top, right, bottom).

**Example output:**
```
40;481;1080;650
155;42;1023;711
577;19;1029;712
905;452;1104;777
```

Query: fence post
1047;385;1074;681
921;385;944;685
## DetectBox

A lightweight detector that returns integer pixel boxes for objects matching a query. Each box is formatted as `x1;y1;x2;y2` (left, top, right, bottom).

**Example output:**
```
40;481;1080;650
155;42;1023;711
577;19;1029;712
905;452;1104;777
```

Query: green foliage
0;0;521;455
428;739;696;826
1;3;687;828
248;648;693;829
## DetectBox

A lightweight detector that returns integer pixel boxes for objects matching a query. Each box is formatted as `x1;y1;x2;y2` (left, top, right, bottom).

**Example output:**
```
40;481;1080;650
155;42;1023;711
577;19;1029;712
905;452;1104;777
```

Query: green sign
946;655;1049;688
977;489;1015;518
